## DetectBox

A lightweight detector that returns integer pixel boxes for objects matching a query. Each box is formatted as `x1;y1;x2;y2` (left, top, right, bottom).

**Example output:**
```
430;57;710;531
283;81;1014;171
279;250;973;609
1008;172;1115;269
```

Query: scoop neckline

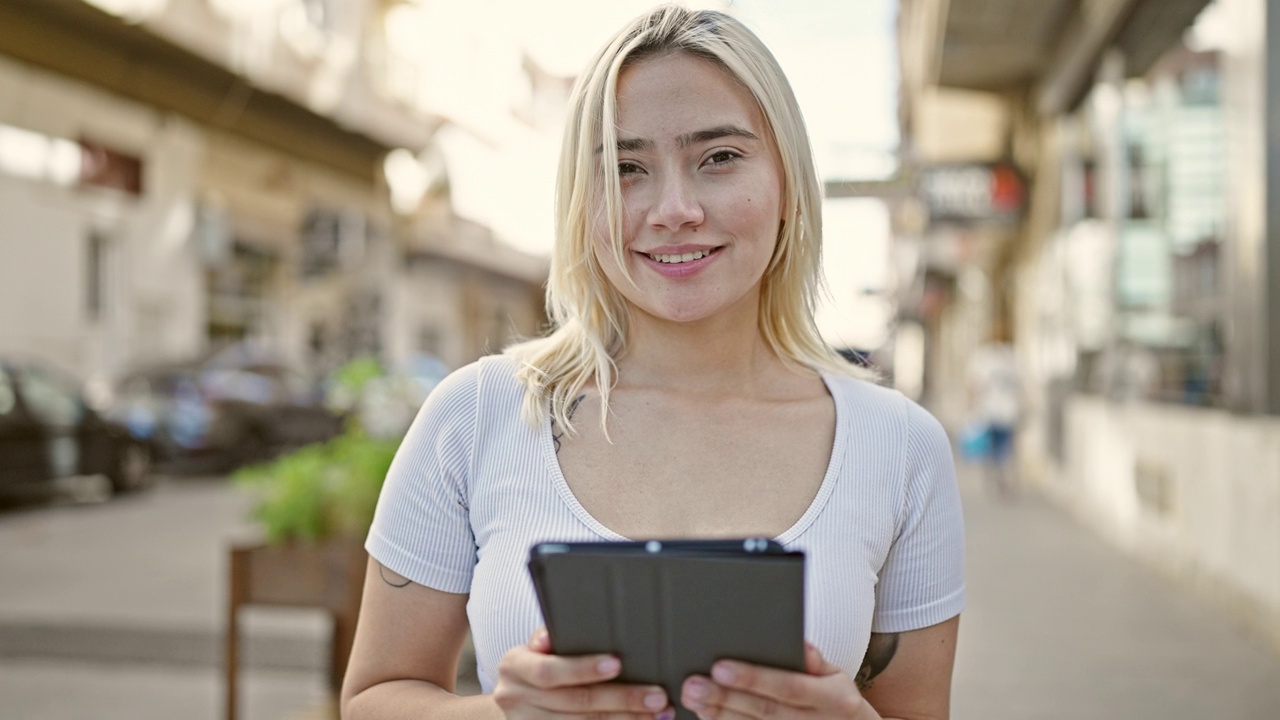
538;371;846;546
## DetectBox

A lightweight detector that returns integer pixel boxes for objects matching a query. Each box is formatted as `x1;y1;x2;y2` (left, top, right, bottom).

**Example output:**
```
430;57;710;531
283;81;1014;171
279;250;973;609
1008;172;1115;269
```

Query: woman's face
593;52;784;327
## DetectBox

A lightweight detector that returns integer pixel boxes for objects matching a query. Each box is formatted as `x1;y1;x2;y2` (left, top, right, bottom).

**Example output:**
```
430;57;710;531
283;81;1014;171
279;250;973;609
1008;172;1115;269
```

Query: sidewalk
0;477;339;719
2;471;1279;719
952;466;1280;718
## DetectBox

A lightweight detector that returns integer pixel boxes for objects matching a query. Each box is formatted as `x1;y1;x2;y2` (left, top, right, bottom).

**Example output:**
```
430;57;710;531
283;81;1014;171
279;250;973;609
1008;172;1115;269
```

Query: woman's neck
614;306;788;397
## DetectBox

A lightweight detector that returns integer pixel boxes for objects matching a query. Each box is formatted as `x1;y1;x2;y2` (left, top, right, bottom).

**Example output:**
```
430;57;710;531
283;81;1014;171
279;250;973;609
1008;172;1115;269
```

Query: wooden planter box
225;540;367;720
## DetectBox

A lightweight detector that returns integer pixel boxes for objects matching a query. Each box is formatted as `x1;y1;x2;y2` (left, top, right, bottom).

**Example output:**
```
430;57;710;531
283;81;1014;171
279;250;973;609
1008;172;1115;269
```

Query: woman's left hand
680;642;876;720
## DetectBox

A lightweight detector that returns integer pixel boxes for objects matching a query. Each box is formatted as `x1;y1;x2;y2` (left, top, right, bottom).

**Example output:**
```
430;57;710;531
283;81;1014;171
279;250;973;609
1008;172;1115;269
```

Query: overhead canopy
0;0;394;183
932;0;1213;113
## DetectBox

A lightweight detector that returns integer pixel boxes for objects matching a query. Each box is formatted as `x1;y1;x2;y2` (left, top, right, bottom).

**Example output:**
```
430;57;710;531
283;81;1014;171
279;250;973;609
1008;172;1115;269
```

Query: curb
0;620;481;686
0;621;326;671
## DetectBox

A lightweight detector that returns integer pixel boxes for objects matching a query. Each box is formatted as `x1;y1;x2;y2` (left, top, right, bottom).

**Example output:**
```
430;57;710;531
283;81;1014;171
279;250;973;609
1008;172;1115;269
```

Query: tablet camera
645;540;662;553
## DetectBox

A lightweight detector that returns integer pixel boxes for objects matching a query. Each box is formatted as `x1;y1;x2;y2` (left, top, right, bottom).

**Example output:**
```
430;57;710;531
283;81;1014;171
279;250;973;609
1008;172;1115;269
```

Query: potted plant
223;357;403;720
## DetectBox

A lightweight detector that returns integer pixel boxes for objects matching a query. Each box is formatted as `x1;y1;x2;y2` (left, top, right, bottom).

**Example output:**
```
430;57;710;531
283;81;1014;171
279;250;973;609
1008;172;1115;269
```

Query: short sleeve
365;364;480;594
871;399;966;632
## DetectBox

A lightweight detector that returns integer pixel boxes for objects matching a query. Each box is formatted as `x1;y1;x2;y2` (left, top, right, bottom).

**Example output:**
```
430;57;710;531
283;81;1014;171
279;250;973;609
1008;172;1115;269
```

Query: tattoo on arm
551;394;587;454
378;563;412;589
855;632;899;691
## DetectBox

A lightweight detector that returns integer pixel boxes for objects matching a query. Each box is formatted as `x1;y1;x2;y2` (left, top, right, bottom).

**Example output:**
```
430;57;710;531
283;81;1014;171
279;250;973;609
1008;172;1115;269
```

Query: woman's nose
646;173;704;231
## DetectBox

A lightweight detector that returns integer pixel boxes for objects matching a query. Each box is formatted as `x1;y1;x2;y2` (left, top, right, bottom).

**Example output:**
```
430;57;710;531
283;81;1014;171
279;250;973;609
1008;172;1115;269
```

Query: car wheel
110;442;153;494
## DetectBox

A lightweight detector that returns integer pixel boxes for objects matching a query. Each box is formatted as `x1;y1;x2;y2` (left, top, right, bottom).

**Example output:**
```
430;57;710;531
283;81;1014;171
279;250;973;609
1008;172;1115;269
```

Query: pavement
1;469;1279;719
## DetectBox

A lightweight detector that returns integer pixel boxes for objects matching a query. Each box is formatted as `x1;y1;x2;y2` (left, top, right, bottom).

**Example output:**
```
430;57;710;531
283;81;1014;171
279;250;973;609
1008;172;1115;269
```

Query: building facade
0;0;546;387
899;0;1280;649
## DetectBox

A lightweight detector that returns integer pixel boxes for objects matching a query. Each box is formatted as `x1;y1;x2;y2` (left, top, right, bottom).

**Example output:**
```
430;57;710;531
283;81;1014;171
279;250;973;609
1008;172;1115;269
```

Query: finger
804;641;842;676
683;675;794;720
534;683;671;715
706;661;820;708
528;627;552;653
498;645;622;689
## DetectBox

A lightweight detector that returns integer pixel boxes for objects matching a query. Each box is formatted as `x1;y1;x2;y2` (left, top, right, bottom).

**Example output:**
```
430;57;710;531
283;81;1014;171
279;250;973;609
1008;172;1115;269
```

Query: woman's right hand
493;628;674;720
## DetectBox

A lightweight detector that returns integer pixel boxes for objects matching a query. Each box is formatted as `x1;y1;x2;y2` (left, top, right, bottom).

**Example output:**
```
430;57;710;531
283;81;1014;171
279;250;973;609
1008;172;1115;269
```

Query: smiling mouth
644;248;719;264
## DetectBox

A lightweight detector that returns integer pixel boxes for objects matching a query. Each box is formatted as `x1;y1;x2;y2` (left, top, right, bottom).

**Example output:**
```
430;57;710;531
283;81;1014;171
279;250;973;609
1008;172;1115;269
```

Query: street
1;469;1279;719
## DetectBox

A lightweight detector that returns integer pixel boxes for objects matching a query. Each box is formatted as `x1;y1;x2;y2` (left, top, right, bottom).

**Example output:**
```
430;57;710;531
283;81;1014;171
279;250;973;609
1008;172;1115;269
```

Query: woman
342;7;964;720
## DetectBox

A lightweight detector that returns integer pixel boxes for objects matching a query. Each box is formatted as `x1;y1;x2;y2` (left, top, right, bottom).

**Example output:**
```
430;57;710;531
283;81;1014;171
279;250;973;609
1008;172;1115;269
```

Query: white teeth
648;250;711;264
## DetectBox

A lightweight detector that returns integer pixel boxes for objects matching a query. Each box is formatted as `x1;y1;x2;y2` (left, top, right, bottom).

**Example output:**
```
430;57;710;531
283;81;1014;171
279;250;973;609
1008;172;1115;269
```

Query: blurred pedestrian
341;7;964;720
966;319;1021;497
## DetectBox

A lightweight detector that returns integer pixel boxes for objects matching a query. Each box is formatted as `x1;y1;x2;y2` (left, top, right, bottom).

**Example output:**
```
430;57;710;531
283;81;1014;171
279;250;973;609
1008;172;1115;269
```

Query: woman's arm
341;558;501;720
342;559;675;720
858;616;960;720
679;616;959;720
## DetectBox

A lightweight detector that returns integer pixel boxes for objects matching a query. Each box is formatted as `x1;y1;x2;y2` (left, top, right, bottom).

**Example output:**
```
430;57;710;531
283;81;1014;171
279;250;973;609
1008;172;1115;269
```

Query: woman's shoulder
429;354;526;405
405;355;530;445
821;370;948;444
820;369;901;410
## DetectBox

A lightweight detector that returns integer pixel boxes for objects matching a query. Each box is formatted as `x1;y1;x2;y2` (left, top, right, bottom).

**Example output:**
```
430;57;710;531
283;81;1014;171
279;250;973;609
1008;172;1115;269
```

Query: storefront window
1069;34;1226;407
1116;43;1224;406
206;242;278;342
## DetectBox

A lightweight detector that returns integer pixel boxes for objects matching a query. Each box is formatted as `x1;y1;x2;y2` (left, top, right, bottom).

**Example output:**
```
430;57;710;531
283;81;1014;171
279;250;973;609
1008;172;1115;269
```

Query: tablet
528;539;805;719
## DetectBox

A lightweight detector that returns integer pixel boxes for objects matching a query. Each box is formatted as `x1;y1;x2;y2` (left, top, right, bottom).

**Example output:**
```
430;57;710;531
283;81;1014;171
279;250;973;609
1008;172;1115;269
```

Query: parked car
0;358;152;496
109;358;346;472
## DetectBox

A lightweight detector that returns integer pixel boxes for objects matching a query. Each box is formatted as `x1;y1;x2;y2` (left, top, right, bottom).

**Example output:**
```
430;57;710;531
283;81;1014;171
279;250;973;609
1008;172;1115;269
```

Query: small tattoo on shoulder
551;394;587;454
855;632;899;691
378;563;412;589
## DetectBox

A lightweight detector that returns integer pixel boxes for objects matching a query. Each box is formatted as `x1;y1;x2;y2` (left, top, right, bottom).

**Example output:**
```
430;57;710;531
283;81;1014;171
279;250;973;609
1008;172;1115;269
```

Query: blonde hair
505;4;872;435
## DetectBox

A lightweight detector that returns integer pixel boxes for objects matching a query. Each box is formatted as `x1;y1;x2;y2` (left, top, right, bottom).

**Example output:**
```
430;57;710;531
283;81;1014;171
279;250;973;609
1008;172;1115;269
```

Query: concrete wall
1052;397;1280;650
909;87;1011;163
0;55;206;381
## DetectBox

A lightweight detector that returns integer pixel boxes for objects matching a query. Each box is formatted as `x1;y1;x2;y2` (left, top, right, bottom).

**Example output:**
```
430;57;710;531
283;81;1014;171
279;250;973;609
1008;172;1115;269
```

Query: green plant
234;426;400;544
234;357;413;543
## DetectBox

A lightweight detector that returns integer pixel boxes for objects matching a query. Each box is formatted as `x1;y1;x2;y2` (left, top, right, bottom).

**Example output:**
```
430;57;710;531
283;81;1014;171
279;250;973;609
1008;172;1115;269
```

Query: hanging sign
920;162;1026;224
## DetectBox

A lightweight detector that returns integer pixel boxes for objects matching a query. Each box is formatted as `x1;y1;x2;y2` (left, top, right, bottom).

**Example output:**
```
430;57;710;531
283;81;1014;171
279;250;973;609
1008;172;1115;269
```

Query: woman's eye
704;150;742;167
618;161;644;176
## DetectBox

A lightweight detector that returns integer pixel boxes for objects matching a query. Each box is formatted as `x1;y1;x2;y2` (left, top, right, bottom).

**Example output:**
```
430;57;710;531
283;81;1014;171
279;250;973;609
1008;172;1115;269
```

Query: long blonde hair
505;5;872;435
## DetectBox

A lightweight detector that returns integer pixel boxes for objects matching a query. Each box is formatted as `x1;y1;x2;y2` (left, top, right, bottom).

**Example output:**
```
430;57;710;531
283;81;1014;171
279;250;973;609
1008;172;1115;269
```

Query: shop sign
920;162;1026;224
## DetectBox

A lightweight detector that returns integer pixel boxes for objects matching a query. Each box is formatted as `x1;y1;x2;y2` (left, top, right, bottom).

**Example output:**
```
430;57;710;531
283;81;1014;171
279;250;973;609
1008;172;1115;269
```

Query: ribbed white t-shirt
367;355;965;693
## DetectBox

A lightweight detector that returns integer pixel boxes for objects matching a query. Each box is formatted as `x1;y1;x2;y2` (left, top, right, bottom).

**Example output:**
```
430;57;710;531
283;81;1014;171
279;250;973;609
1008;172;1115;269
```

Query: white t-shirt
367;355;965;692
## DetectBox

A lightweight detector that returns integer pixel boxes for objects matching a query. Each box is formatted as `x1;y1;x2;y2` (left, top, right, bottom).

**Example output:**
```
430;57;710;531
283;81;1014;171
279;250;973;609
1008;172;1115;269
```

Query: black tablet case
529;542;805;720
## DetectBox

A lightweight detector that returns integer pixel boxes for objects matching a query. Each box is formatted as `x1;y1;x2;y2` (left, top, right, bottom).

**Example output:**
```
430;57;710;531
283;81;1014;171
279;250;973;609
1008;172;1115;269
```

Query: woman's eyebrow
599;125;759;154
677;125;757;148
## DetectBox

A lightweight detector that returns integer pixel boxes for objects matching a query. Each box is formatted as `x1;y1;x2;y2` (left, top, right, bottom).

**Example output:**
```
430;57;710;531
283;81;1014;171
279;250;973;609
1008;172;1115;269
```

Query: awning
929;0;1213;114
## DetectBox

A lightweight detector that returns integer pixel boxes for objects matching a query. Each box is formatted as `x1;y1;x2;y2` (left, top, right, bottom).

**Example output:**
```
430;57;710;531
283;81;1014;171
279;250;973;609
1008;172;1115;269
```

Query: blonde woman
342;6;963;720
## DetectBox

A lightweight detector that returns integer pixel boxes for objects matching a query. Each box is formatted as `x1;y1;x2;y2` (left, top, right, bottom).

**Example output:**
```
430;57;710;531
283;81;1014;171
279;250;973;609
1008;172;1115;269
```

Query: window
18;366;83;427
0;368;16;416
1096;41;1225;406
87;233;106;321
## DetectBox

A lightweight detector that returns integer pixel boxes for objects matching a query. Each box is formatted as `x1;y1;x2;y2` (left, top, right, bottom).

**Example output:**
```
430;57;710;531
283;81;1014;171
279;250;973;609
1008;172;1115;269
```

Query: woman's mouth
644;247;718;264
638;246;721;277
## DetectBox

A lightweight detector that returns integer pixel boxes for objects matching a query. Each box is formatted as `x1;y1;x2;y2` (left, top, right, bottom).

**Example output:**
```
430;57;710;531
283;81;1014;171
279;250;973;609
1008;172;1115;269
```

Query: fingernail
656;710;676;720
644;691;666;710
686;678;709;698
711;663;736;684
597;657;621;675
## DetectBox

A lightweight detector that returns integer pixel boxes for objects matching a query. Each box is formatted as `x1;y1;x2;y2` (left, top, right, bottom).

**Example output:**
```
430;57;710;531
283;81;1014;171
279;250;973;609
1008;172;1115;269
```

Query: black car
0;358;152;496
110;360;346;472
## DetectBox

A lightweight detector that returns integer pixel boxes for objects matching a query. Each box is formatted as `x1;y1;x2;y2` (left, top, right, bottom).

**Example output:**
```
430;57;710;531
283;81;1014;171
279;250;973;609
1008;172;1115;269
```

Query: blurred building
0;0;547;385
899;0;1280;649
